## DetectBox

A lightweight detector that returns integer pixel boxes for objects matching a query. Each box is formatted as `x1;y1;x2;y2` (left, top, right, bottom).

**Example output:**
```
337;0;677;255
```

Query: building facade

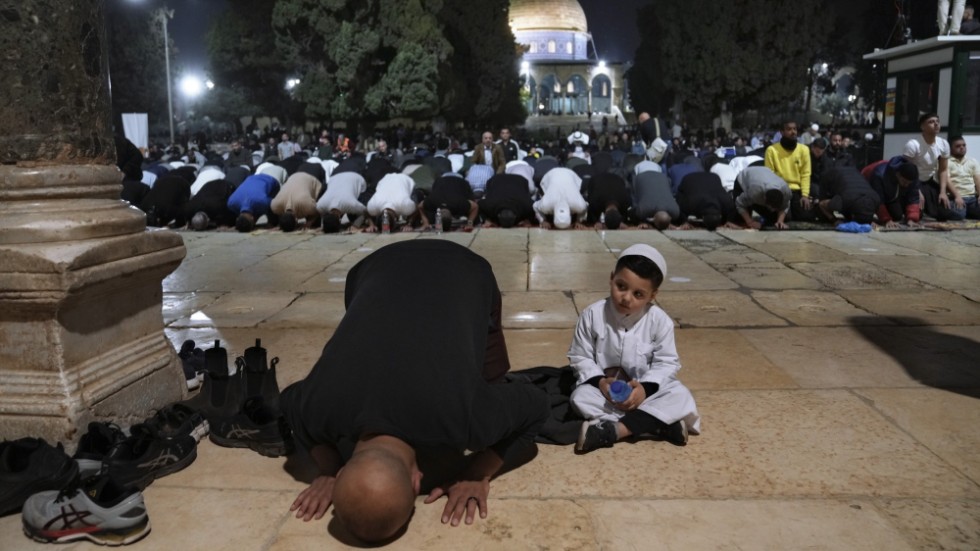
510;0;628;117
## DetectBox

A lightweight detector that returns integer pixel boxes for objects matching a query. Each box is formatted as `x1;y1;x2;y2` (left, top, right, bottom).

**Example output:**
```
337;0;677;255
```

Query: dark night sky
580;0;651;62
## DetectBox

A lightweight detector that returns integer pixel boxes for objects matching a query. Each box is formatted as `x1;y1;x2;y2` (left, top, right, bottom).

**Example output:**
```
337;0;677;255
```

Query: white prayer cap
810;123;819;131
553;203;571;229
619;244;667;280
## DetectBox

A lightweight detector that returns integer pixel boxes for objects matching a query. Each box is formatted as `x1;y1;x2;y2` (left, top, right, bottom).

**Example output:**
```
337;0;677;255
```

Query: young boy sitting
569;244;701;453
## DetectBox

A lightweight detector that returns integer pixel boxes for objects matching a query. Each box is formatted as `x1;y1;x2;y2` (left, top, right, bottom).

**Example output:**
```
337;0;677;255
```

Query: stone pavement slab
874;498;980;551
675;328;798;390
750;290;888;326
501;291;578;329
168;292;299;328
790;260;929;289
658;291;788;327
716;264;825;289
859;255;980;290
585;499;918;551
260;293;346;329
855;388;980;484
839;289;980;325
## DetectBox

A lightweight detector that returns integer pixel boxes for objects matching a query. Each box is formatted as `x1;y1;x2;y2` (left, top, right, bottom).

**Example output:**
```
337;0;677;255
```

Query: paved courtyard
3;227;979;550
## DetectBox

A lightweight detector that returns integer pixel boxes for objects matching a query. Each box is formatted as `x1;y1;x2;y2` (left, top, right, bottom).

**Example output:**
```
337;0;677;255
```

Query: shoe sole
208;432;290;458
24;517;151;546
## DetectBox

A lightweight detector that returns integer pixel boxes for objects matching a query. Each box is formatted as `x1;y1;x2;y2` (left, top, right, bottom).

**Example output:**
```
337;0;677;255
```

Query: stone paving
3;227;979;550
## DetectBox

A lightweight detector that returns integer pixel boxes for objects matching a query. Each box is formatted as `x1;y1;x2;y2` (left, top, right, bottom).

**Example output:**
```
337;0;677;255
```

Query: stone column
0;1;186;445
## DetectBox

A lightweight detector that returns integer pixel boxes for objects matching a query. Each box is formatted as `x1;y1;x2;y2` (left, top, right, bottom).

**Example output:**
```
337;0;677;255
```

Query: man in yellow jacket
765;121;817;221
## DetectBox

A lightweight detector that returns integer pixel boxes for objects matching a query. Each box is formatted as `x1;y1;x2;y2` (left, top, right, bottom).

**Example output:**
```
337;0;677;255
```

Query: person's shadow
849;316;980;399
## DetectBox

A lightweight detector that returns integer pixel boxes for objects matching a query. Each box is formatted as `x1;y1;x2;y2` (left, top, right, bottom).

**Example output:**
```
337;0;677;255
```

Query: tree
205;0;295;124
629;0;834;124
105;0;174;131
437;0;526;127
273;0;452;130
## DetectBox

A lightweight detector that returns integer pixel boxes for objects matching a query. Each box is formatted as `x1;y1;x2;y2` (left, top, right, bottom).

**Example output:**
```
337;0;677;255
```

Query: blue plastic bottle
609;380;631;402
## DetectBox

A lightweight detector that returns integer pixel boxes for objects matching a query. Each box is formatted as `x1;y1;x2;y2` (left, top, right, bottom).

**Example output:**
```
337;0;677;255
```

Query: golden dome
509;0;588;33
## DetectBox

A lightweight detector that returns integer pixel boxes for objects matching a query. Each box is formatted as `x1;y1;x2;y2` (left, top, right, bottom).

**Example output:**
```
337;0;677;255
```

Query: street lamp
153;6;175;145
179;75;206;99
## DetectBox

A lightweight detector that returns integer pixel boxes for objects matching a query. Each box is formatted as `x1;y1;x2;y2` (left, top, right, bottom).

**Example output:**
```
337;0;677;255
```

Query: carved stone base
0;165;186;448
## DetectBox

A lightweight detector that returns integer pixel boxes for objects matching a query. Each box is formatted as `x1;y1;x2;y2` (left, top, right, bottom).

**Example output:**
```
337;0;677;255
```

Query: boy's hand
598;377;614;402
615;380;647;411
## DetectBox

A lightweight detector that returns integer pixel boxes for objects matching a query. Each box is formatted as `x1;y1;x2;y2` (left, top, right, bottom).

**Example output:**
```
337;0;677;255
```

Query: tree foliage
438;0;526;126
270;0;524;128
272;0;451;126
629;0;835;120
205;0;295;123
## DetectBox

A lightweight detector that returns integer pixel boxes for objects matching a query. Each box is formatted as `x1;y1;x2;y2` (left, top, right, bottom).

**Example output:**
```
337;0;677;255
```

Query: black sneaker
0;438;79;516
73;422;126;479
178;339;205;390
145;403;209;443
575;420;618;453
664;419;688;447
104;422;198;490
209;397;294;458
22;472;150;545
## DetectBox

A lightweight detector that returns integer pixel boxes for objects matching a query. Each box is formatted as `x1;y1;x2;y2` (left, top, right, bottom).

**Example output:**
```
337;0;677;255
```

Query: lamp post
154;6;175;145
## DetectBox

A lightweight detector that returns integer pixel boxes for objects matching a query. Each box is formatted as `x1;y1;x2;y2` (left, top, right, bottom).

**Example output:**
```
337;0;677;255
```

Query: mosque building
509;0;628;118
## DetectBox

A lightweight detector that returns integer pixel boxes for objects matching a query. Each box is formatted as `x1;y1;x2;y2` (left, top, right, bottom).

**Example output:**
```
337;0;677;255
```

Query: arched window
566;42;573;55
529;42;538;53
547;40;556;53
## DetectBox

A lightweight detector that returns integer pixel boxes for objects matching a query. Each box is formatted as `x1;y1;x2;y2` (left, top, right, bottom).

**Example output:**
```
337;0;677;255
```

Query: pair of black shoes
73;402;208;490
184;339;293;457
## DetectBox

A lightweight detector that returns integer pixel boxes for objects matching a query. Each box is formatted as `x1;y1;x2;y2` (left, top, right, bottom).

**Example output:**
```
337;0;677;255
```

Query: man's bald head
652;211;672;230
638;112;650;123
333;448;416;543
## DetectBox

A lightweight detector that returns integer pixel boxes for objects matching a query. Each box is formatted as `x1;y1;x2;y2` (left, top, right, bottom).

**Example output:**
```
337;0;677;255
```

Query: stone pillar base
0;165;186;448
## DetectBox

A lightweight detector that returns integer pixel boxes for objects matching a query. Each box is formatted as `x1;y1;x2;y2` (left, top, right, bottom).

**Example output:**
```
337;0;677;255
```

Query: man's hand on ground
290;475;336;522
424;478;490;527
